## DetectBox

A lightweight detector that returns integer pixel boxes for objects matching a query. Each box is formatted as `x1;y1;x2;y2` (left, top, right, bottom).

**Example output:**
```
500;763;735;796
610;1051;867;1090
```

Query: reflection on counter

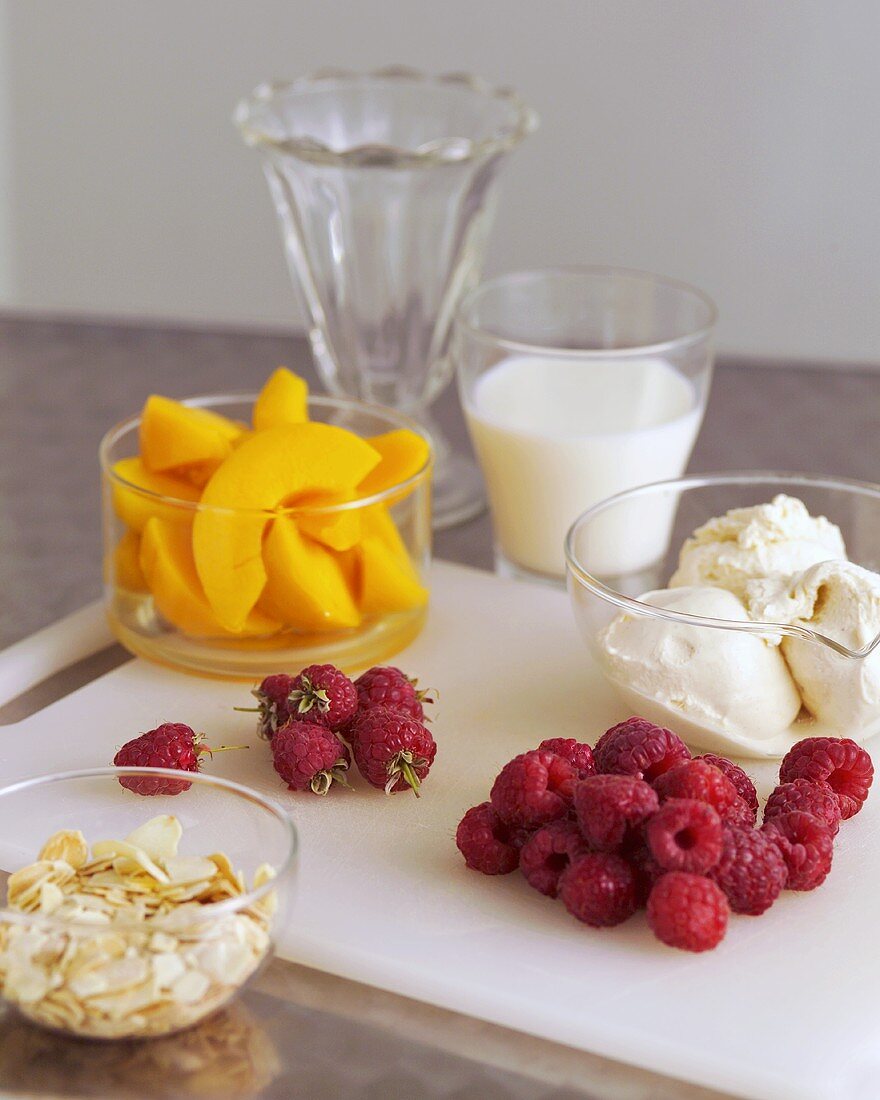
0;1002;280;1098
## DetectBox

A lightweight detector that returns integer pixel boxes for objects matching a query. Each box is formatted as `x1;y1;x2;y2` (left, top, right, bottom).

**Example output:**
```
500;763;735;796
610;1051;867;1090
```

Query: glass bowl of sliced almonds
0;768;297;1040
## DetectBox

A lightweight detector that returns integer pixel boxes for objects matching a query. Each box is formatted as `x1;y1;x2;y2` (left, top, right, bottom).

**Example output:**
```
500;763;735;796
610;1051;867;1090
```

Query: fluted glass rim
564;471;880;660
233;65;539;166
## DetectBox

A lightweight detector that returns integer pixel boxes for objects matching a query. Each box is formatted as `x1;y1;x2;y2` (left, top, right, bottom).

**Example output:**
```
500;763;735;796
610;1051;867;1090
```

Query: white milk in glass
466;356;703;577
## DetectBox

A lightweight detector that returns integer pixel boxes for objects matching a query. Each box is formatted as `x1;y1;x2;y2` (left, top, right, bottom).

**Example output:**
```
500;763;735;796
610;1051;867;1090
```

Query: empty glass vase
235;67;537;528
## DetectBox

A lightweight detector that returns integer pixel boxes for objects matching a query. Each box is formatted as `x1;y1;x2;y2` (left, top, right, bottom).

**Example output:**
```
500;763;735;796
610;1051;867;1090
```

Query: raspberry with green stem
272;720;352;796
113;722;247;796
235;673;295;739
288;665;358;731
350;705;437;797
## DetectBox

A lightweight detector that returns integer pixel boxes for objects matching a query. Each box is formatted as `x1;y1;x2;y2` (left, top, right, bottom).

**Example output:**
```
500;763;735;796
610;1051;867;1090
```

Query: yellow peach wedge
334;545;361;598
111;457;201;533
140;519;278;638
339;504;423;610
260;516;361;632
139;395;244;483
358;429;430;499
109;530;148;592
358;534;428;616
192;423;380;632
294;490;362;552
252;367;309;431
361;504;412;562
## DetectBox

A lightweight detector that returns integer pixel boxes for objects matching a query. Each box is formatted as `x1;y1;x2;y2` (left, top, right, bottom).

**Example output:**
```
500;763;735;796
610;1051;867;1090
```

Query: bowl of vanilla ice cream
565;474;880;758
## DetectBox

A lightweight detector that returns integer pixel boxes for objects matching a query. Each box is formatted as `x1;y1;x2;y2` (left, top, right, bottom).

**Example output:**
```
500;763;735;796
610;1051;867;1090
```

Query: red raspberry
594;717;690;782
626;842;666;907
697;753;759;816
646;798;723;874
654;759;739;817
271;720;351;795
710;824;787;915
354;666;432;723
350;706;436;795
762;811;834;891
114;723;206;795
456;802;522;875
558;853;637;927
288;664;358;731
573;774;658;851
519;819;589;897
764;779;841;835
647;872;728;952
238;673;295;738
537;738;595;779
723;796;758;828
779;737;873;820
490;750;576;829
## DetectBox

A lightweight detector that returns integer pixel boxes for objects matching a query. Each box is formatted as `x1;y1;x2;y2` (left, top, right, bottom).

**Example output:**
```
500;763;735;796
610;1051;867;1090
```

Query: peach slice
358;533;428;616
111;458;201;532
193;423;380;632
353;503;428;614
334;545;361;599
361;504;412;562
358;429;430;498
295;491;362;552
140;519;278;637
253;367;309;431
110;530;148;592
293;429;428;551
140;395;244;482
331;510;403;603
260;516;361;632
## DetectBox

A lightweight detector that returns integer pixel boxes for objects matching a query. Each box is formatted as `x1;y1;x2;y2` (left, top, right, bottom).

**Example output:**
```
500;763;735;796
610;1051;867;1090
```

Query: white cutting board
1;561;878;1100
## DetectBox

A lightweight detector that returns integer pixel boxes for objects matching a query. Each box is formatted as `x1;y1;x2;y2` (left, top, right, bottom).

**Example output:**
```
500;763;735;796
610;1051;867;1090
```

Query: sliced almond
38;830;89;870
91;841;169;884
125;816;182;863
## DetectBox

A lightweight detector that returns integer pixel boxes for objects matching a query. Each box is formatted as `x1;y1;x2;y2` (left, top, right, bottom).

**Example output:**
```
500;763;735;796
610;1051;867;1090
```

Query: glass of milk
453;267;716;582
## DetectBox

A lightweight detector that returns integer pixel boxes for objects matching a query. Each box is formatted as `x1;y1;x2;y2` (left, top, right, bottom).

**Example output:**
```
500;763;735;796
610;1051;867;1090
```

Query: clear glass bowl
0;768;297;1040
100;393;432;679
565;473;880;757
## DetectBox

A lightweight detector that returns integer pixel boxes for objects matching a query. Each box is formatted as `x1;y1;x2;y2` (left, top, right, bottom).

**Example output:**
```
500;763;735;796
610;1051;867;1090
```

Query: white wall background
1;0;879;364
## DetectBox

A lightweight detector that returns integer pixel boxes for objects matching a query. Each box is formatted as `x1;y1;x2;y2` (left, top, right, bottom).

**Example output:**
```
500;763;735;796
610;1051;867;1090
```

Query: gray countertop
0;314;878;1100
2;315;878;648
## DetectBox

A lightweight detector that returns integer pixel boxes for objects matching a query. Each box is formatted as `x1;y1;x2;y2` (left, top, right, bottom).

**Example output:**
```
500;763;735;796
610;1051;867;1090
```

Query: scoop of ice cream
669;494;846;601
598;585;803;756
747;561;880;735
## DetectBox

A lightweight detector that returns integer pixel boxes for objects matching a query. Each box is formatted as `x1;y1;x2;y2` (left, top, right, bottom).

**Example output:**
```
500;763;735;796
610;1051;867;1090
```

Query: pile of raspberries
247;663;437;797
456;717;873;952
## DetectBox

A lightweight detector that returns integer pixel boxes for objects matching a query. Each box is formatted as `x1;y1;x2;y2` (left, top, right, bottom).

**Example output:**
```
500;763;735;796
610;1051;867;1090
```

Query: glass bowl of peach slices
100;370;432;678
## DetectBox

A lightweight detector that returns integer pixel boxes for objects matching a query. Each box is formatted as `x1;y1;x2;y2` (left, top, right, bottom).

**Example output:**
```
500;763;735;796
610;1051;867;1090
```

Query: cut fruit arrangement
456;717;874;952
108;368;430;638
111;663;438;799
250;662;438;797
93;655;871;955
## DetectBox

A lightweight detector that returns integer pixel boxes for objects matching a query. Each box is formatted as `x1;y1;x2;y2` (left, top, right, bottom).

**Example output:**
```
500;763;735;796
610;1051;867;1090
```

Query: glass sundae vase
234;66;537;528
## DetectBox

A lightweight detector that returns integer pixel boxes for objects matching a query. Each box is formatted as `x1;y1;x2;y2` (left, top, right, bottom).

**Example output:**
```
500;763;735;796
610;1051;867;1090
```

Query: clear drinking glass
234;67;537;529
454;267;716;583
